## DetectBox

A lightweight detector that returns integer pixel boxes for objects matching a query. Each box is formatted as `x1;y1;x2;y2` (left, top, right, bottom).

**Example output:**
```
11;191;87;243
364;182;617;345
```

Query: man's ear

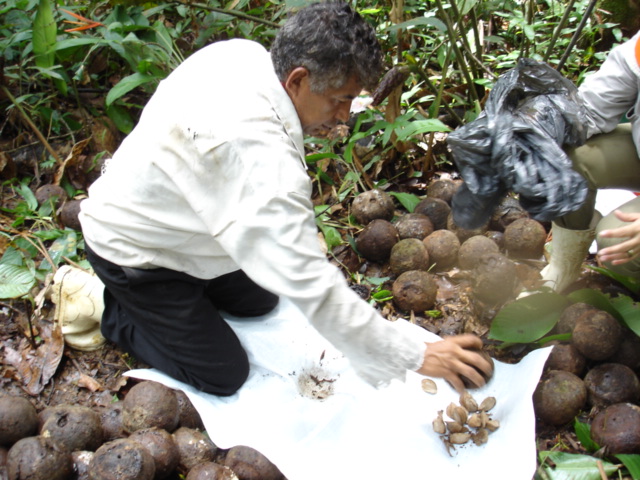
284;67;310;98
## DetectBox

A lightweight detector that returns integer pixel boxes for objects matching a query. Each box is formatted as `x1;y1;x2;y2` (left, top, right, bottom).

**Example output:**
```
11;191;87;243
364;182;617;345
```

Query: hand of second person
597;210;640;265
416;334;493;393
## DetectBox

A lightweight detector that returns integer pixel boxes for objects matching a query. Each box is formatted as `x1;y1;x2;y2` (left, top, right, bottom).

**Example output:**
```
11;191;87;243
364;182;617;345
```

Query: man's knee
190;355;251;396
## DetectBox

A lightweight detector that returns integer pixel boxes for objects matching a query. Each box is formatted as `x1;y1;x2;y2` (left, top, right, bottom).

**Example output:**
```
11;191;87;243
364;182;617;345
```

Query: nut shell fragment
479;396;496;412
421;379;437;395
449;433;471;445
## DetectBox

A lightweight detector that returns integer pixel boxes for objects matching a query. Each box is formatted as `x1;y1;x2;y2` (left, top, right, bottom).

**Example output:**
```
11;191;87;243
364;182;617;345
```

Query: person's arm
597;210;640;264
578;35;639;137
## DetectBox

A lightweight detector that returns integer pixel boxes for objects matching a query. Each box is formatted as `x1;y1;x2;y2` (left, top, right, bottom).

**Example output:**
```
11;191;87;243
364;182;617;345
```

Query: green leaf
305;152;341;164
588;265;640;294
106;104;135;134
106;72;156;107
386;16;447;33
33;0;56;68
389;192;421;213
15;182;38;212
567;288;622;321
372;289;393;302
489;293;571;343
609;295;640;336
322;226;343;251
615;454;640;479
40;230;79;271
0;263;37;299
573;420;599;453
538;451;618;480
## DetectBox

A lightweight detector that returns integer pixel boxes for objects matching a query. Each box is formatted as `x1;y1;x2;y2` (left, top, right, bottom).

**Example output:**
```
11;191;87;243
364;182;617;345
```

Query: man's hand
416;334;493;393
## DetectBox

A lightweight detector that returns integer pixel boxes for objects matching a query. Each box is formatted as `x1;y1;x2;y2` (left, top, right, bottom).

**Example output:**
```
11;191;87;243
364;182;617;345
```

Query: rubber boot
539;222;596;293
50;266;106;351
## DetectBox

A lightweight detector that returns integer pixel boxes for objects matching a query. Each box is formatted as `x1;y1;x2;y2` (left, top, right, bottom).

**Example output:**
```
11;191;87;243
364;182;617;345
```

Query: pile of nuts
432;391;499;455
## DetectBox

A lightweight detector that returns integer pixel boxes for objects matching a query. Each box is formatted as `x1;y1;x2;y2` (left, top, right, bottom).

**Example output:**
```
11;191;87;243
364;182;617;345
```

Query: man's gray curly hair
271;2;383;93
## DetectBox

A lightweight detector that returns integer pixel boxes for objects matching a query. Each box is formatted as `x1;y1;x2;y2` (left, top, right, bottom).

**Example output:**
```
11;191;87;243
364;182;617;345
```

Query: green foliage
490;289;640;344
537;451;619;480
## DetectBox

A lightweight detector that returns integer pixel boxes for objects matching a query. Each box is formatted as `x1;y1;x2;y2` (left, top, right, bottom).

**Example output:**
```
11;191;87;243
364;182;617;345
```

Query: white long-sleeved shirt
578;30;640;152
80;39;425;386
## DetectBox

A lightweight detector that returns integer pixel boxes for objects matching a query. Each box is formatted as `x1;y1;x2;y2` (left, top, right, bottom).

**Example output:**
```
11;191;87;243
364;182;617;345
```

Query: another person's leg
542;124;640;291
596;195;640;278
86;246;257;396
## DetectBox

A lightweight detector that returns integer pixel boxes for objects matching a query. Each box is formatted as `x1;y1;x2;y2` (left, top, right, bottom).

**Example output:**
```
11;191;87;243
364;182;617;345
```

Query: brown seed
467;413;483;429
472;428;489;446
485;419;501;432
459;392;478;412
421;379;437;395
446;402;457;420
432;411;446;434
446;421;466;434
453;406;468;425
449;432;471;444
479;396;496;412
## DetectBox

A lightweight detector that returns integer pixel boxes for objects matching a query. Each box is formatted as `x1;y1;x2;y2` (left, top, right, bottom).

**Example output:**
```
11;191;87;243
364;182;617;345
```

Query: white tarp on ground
127;297;551;480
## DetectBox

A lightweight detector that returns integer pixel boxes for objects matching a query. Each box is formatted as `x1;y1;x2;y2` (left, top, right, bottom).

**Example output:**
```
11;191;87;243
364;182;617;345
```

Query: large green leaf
105;72;156;107
567;288;622;321
489;292;571;343
389;192;421;213
538;451;618;480
0;263;37;299
573;420;599;453
615;454;640;479
33;0;56;68
610;295;640;336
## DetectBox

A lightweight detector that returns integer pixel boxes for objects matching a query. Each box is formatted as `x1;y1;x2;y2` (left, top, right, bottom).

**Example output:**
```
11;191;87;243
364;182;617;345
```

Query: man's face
284;68;362;137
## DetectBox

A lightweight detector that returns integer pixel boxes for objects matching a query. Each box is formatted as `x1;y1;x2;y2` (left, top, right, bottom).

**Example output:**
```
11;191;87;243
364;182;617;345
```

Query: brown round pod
446;212;489;243
172;427;217;472
423;229;460;272
224;446;284;480
7;436;73;480
484;231;505;251
96;403;126;442
40;405;103;453
355;219;398;262
392;270;438;313
591;403;640;454
583;363;640;407
555;302;599;335
389;238;430;275
174;390;205;431
59;199;83;231
533;370;587;426
129;427;179;480
187;462;238;480
608;329;640;371
89;438;156;480
35;184;68;209
504;218;547;259
544;343;587;377
0;396;38;448
472;253;518;305
351;189;395;225
426;178;459;205
457;235;500;271
489;196;528;232
572;310;623;361
414;197;451;231
394;213;434;240
122;381;180;434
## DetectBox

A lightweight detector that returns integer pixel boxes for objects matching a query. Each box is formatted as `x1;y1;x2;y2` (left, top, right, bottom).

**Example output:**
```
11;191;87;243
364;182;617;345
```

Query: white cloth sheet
127;297;551;480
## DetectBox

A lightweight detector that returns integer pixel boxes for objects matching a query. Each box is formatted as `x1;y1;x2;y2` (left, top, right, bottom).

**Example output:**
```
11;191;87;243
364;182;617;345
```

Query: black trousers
85;245;279;396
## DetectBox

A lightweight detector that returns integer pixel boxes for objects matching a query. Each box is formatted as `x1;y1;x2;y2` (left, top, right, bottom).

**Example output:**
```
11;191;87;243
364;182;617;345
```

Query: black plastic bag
447;58;589;229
